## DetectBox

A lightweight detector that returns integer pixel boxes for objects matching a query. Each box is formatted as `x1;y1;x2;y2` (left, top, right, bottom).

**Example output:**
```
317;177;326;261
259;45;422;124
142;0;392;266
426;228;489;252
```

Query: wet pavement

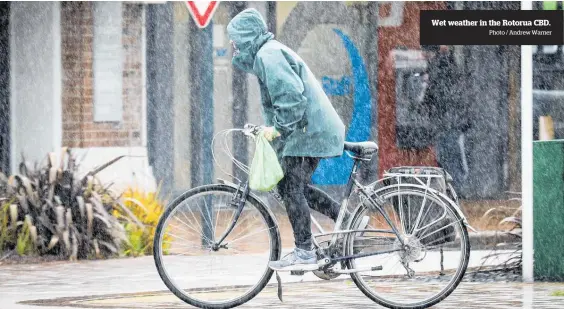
2;255;564;309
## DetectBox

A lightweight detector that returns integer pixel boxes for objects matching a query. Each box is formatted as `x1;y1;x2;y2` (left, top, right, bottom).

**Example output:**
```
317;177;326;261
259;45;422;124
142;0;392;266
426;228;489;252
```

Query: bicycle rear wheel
346;187;470;309
153;184;281;309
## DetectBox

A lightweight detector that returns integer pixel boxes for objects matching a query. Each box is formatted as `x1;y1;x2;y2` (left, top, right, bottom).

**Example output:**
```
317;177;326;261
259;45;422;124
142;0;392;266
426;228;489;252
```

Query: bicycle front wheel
153;184;281;309
346;187;470;309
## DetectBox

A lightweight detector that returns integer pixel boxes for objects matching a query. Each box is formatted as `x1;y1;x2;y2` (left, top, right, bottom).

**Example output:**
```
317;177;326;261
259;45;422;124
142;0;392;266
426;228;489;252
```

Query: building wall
172;2;192;190
0;2;10;175
60;2;153;192
377;1;445;175
10;2;62;171
61;2;144;148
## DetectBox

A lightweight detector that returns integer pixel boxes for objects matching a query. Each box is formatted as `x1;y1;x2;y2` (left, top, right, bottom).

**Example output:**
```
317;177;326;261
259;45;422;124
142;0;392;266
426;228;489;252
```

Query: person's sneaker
268;248;318;271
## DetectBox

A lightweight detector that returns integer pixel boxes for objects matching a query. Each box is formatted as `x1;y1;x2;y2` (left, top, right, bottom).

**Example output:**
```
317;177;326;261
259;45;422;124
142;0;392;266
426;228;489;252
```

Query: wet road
1;255;564;309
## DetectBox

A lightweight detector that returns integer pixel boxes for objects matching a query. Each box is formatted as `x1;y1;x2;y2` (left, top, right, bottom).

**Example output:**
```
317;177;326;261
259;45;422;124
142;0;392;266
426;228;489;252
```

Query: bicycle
153;124;472;309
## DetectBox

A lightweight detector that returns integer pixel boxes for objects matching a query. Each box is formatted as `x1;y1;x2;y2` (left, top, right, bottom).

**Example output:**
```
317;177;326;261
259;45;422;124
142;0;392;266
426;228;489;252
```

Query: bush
115;188;170;257
0;201;14;253
0;149;133;260
479;194;522;271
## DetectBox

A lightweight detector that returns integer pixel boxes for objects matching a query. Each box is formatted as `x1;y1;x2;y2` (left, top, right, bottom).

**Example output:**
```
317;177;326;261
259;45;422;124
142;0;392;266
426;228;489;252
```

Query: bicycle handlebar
242;123;263;137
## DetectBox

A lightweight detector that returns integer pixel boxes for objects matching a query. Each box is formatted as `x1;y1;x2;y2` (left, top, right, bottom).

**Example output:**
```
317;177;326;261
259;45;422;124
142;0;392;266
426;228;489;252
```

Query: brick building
59;2;152;191
0;2;153;191
0;1;531;199
61;2;144;149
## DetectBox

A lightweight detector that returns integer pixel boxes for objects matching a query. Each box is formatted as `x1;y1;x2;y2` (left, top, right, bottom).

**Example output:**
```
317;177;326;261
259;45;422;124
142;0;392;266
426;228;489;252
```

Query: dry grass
460;200;521;231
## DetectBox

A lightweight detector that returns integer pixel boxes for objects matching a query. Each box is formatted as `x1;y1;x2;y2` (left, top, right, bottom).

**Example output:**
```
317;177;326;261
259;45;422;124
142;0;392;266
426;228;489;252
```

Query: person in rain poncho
422;45;469;196
227;8;352;271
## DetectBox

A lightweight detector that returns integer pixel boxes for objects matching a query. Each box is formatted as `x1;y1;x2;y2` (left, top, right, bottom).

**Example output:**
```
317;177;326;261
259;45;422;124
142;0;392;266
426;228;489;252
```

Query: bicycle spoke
349;187;469;307
417;234;457;250
171;216;209;243
407;193;412;232
156;188;277;308
418;219;461;242
213;196;226;241
168;222;202;239
180;205;207;241
167;231;211;245
414;203;448;234
410;191;429;235
174;212;212;244
229;226;275;245
162;241;207;250
227;211;261;242
197;198;215;242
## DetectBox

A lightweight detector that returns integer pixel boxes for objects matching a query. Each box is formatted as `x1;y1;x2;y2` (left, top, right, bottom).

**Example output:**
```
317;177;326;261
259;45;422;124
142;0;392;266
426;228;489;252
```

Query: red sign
185;1;219;28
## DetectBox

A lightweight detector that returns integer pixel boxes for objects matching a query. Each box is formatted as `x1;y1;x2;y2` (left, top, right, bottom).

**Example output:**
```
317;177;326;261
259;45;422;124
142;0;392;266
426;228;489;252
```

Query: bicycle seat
344;141;379;159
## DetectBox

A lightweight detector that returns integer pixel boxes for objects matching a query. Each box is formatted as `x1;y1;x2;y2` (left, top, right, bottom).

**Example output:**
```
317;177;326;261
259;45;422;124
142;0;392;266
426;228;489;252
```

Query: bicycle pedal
290;270;305;276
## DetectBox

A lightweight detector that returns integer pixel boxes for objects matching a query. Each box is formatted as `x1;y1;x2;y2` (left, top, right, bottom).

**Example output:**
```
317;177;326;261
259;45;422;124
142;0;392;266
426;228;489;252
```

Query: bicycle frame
311;158;407;263
215;156;407;263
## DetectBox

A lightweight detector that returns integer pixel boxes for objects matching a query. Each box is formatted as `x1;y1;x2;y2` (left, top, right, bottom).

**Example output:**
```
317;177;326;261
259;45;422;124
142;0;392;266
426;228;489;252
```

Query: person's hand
262;127;281;141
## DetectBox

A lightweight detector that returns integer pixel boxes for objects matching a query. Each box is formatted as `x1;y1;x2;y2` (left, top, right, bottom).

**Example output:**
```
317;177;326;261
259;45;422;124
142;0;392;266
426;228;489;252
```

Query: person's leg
304;185;340;222
269;157;320;271
304;184;359;232
436;131;465;193
277;157;320;251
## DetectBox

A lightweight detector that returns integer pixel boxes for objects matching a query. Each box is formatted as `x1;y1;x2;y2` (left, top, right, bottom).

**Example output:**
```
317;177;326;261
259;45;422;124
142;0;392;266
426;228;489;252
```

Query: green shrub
16;218;35;256
116;188;170;257
0;201;13;252
0;149;135;260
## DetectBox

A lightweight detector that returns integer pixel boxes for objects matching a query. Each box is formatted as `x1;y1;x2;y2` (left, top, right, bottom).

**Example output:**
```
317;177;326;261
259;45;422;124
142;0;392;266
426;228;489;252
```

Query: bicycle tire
153;184;281;309
346;186;470;309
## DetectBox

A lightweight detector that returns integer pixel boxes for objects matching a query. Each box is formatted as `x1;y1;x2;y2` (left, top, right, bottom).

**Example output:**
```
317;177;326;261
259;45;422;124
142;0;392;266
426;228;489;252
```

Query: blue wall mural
322;76;352;96
312;29;373;185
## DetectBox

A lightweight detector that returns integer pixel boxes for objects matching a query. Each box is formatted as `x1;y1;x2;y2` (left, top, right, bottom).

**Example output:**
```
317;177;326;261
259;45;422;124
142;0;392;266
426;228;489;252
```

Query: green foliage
122;223;149;257
16;220;35;256
116;188;169;257
551;290;564;297
0;202;12;252
0;149;132;260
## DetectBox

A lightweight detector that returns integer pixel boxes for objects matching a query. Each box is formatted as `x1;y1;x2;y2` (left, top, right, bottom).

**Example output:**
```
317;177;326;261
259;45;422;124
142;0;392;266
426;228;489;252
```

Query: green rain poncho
227;8;345;159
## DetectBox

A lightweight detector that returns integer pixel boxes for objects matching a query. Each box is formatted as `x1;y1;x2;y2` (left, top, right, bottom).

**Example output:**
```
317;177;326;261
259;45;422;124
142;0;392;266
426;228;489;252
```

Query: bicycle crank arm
333;266;383;274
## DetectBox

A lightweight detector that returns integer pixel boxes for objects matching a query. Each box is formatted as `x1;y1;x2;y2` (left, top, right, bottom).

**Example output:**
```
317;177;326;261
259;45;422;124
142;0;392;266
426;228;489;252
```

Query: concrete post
189;18;215;245
10;2;62;172
521;0;534;284
0;2;9;174
230;2;248;183
146;3;175;197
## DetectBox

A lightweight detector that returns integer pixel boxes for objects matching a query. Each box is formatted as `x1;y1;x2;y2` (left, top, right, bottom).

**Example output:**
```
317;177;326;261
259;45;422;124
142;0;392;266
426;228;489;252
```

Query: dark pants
436;130;467;195
277;157;342;251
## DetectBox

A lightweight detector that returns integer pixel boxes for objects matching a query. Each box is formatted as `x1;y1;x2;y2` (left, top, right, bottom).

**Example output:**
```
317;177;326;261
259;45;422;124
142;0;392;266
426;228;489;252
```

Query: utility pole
363;2;379;182
189;16;215;246
230;2;248;182
521;0;534;283
146;2;174;198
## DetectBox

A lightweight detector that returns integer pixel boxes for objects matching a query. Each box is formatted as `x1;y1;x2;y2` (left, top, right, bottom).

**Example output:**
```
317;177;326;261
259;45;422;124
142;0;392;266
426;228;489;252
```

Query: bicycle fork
212;181;250;250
